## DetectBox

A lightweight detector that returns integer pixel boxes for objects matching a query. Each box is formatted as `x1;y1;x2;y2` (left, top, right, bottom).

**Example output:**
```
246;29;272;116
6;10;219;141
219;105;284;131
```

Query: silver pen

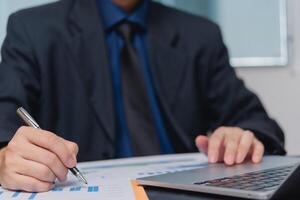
16;107;88;185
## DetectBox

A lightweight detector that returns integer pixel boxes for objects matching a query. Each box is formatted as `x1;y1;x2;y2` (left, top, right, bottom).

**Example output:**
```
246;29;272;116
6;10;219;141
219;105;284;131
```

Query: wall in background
236;0;300;155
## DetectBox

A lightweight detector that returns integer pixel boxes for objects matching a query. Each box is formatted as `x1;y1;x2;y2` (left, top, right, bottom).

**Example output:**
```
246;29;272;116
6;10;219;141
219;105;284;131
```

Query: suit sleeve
0;13;40;145
204;25;286;155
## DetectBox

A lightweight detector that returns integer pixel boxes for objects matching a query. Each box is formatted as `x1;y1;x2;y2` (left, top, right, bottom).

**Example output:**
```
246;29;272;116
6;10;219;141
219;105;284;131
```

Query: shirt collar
96;0;149;31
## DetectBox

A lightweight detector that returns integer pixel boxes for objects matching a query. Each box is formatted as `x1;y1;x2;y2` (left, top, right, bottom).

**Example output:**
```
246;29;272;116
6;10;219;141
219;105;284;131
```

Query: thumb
195;135;209;154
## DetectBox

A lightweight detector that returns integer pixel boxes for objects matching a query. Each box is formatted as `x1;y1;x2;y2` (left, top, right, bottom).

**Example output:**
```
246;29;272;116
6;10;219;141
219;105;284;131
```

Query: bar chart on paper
0;185;101;200
0;153;208;200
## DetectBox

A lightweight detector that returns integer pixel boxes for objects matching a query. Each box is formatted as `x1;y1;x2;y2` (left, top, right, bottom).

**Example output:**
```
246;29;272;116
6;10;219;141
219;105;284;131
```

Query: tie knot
116;21;138;42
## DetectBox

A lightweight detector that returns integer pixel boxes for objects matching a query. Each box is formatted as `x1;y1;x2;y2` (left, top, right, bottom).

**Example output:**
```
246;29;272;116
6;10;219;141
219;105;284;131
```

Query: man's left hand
195;127;264;165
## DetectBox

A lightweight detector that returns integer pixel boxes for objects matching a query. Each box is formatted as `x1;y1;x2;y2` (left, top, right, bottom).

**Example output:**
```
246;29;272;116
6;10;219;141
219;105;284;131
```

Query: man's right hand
0;126;79;192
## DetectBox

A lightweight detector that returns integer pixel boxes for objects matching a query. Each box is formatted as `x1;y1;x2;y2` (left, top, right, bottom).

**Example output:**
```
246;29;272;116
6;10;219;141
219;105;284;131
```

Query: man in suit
0;0;285;192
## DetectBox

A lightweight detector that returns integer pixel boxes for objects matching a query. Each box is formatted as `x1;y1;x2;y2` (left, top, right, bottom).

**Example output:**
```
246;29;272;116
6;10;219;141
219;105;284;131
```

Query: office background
0;0;299;155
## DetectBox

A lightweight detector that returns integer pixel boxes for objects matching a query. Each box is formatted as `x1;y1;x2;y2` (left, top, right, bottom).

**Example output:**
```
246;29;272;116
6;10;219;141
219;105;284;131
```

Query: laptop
137;156;300;199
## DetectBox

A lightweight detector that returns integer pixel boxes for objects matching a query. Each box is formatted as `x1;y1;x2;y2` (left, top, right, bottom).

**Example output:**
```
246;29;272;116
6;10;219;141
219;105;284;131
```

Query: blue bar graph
93;186;99;192
0;185;100;200
70;186;81;192
28;193;37;200
52;186;99;193
12;191;21;198
52;187;63;192
87;186;99;192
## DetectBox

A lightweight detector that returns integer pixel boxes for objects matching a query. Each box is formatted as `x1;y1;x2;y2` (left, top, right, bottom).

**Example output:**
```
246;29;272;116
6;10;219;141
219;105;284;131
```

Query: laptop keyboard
194;165;295;191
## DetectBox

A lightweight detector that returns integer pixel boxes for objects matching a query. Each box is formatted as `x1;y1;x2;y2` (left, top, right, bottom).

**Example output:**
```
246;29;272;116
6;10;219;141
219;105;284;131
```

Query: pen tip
82;178;88;185
78;173;88;185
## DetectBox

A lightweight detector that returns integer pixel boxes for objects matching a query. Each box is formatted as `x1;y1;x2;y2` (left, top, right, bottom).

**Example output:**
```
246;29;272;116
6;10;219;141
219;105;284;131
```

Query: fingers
252;138;264;163
0;126;80;192
195;135;209;154
208;130;225;163
1;173;54;192
14;141;68;181
201;127;265;165
0;151;55;192
14;157;56;183
20;127;76;168
224;135;240;165
236;131;254;164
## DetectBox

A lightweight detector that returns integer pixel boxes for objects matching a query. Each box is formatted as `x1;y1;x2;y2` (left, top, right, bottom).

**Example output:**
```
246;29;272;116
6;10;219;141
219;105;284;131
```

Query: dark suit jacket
0;0;286;161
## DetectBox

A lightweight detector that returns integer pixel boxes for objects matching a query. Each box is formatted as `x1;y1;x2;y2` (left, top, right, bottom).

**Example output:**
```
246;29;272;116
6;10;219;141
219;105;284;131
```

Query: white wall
236;0;300;155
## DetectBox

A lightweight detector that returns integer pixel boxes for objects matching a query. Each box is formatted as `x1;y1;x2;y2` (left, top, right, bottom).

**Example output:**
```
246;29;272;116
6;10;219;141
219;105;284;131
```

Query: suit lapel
147;3;191;150
66;0;115;142
147;3;187;109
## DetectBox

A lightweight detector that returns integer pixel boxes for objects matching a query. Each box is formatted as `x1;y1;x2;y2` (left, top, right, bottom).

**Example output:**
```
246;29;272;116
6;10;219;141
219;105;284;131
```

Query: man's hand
0;126;79;192
195;127;264;165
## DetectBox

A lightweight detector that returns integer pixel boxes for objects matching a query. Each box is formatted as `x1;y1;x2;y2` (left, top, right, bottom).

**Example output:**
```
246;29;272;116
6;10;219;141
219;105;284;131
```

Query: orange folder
131;180;149;200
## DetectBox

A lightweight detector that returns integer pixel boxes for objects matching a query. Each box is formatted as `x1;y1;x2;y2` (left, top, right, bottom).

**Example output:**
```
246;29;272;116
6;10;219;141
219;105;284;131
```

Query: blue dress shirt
96;0;174;157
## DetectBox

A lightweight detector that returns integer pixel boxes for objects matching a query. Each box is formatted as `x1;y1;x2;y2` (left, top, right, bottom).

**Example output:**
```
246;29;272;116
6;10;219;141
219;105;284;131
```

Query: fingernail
226;155;234;165
209;155;217;163
253;155;260;163
236;154;242;163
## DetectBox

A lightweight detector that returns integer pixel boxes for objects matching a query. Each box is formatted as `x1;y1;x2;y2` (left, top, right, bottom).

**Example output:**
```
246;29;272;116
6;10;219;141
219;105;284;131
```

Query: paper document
0;153;208;200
